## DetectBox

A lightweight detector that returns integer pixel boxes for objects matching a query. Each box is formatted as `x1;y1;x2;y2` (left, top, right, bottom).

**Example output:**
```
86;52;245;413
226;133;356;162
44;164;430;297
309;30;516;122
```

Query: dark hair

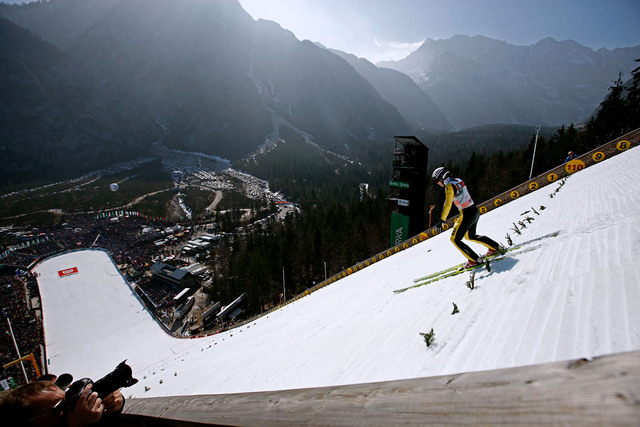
0;381;56;426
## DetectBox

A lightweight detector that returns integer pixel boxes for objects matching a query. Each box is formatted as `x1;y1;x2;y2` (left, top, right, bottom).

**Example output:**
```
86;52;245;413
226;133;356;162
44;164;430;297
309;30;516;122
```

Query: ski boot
485;244;507;257
463;257;484;269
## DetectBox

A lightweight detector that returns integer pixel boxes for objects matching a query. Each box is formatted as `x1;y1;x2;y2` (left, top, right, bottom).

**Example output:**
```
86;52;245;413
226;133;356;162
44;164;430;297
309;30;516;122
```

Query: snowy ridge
32;146;640;398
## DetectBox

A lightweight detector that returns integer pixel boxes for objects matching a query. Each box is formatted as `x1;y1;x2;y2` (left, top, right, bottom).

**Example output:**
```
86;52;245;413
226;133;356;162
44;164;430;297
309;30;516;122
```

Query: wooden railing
118;350;640;426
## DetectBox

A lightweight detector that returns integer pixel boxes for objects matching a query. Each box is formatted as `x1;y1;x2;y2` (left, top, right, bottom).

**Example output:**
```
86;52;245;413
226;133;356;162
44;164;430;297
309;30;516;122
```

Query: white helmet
432;166;450;182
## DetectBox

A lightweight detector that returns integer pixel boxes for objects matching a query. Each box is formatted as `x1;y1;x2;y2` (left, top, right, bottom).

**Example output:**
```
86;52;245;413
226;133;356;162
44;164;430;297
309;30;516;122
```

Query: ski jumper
440;177;500;262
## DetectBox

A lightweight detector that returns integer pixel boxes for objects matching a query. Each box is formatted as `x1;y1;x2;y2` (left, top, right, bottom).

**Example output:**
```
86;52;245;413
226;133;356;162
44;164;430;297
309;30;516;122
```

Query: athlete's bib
445;177;474;209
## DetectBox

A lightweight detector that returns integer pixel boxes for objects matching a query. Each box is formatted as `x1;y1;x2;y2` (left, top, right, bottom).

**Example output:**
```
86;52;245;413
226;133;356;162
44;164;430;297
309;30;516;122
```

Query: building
149;262;199;289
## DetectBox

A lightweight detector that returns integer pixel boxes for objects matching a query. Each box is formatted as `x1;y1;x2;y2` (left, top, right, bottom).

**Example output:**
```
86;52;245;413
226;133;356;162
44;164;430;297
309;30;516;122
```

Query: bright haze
239;0;640;63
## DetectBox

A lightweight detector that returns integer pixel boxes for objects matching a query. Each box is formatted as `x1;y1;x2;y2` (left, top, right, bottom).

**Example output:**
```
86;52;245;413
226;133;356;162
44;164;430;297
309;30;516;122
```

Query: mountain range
379;35;640;129
1;0;638;186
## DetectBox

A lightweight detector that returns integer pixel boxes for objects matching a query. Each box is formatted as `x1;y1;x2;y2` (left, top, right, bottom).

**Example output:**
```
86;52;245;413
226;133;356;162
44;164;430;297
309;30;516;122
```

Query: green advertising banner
389;180;410;189
390;211;410;247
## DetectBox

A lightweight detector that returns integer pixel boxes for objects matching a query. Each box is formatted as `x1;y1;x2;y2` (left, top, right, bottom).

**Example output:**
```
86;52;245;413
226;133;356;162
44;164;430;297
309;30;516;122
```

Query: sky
32;143;640;399
238;0;640;63
2;0;638;62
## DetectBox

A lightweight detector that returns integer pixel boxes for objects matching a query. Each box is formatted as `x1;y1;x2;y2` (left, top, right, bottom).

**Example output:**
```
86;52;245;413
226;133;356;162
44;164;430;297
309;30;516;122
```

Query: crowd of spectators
0;215;193;388
0;272;43;385
135;275;180;312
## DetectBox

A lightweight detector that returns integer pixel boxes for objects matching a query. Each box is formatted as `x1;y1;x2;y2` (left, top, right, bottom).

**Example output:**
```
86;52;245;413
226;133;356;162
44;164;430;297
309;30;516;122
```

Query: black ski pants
450;205;500;262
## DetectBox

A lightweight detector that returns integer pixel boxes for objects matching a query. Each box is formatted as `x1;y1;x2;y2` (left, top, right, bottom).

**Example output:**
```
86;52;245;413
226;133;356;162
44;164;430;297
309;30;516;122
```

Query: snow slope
32;146;640;398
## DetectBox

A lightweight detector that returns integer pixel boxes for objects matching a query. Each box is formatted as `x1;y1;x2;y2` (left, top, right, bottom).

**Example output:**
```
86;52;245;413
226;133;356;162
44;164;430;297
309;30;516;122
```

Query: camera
63;360;138;410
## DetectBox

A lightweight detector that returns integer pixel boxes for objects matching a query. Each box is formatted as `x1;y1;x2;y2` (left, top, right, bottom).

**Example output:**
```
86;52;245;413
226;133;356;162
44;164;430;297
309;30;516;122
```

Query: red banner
58;267;78;278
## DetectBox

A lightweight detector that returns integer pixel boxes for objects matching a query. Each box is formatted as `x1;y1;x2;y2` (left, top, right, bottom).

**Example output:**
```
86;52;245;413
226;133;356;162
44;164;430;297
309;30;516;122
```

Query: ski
411;230;560;284
394;238;555;294
409;247;506;283
395;258;495;294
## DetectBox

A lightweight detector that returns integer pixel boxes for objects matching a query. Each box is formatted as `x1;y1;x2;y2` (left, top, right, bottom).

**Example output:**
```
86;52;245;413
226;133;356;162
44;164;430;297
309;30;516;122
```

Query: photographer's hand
103;389;125;413
67;383;104;427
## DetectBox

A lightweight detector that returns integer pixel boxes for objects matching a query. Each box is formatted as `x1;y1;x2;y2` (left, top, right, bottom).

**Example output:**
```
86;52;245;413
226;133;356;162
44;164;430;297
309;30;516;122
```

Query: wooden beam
121;350;640;426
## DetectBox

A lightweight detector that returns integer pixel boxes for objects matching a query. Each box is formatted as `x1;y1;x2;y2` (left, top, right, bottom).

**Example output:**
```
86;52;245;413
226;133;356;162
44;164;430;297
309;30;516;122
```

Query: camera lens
55;373;73;390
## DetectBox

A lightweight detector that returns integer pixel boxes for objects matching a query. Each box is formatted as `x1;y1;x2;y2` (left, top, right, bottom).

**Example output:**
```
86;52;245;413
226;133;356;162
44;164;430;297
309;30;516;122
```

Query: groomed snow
32;145;640;398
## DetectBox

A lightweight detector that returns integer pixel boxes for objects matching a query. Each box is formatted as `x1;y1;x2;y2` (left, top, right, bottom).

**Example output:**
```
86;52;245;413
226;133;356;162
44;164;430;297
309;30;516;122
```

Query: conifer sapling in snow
420;328;435;347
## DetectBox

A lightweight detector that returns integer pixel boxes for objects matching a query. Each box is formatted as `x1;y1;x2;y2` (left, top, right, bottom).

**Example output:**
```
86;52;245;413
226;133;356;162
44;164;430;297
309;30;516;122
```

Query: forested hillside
215;61;640;315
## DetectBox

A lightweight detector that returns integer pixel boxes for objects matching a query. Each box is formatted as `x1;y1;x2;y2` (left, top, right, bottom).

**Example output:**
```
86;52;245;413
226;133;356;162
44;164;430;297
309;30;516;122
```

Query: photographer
0;376;124;426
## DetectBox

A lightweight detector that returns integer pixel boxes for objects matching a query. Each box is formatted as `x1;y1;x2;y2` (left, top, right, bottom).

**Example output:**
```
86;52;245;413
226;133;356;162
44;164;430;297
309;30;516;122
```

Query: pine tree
587;73;630;147
626;59;640;131
420;329;435;347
